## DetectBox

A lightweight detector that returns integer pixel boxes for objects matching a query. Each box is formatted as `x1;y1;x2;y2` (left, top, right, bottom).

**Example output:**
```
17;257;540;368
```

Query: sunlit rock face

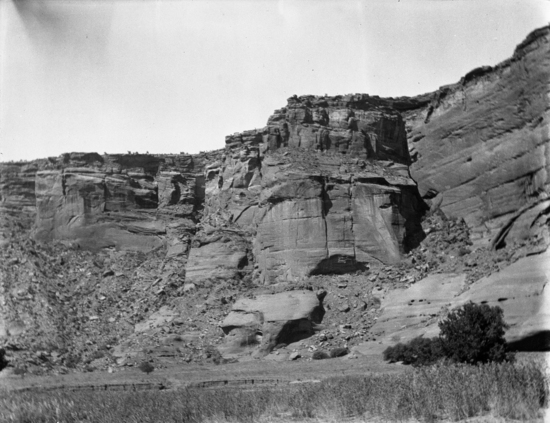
250;156;424;284
225;94;410;164
7;117;423;284
30;152;210;253
401;25;550;247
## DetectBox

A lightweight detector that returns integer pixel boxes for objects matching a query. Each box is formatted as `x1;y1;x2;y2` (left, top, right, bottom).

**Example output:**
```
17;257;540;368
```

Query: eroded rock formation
402;25;550;247
220;290;325;356
1;92;426;286
1;25;549;367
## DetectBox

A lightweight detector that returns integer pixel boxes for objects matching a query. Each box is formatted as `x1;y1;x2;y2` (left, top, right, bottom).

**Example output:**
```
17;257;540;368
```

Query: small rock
183;283;196;292
102;269;115;277
338;304;351;313
289;352;301;360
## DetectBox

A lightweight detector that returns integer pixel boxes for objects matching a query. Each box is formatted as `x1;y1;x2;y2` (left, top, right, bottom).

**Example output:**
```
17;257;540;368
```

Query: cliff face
31;152;213;252
196;149;424;285
1;26;548;279
401;25;550;247
1;26;549;367
1;92;428;285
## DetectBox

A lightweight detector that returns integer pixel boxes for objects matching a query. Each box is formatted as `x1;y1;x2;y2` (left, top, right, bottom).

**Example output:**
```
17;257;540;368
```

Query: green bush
439;301;514;364
312;350;329;360
329;347;349;358
138;361;155;374
383;336;443;366
383;302;514;366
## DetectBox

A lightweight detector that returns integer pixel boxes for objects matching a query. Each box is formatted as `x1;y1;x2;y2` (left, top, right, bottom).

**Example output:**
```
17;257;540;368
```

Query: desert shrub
64;353;80;368
329;347;349;358
384;302;514;366
90;350;105;360
138;361;154;374
383;336;443;366
12;367;27;378
203;345;224;364
312;350;329;360
439;302;514;364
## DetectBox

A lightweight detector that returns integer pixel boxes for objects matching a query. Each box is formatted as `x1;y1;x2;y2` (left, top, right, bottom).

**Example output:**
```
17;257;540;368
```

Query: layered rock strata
401;25;550;246
195;147;425;284
225;94;410;163
0;26;548;363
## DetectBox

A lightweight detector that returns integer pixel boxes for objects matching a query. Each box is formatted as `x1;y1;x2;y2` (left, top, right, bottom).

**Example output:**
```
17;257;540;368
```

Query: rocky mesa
0;25;548;372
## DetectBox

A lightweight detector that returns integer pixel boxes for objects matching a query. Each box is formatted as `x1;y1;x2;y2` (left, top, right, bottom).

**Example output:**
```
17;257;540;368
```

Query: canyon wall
1;25;548;285
401;25;550;247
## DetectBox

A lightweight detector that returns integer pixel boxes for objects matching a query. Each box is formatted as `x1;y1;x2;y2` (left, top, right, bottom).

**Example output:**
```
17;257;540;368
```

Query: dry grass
1;361;547;423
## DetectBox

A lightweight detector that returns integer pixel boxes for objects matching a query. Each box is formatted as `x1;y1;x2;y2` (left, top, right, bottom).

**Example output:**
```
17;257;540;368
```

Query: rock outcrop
401;25;550;247
226;94;410;163
220;290;325;356
31;152;211;252
251;154;424;283
1;94;424;285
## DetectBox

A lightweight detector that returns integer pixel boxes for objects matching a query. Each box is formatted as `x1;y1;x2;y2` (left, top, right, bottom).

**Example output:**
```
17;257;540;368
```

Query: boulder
355;273;467;356
220;290;325;357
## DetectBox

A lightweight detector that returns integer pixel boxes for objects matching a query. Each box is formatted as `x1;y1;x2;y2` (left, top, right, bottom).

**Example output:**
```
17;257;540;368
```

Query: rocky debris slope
0;196;546;373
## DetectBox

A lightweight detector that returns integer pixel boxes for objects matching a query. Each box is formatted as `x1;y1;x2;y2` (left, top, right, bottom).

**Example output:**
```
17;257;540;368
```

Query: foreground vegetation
1;361;547;422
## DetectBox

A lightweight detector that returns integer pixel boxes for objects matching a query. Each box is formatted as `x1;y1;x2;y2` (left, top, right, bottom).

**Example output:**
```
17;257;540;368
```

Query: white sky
1;0;549;162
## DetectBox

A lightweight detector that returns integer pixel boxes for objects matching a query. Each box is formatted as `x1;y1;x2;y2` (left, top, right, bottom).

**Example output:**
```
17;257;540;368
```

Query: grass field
1;360;547;423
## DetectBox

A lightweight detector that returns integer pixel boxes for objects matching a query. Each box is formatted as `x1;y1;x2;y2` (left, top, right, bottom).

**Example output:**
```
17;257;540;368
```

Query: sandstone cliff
1;95;427;285
401;25;550;247
0;25;549;370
